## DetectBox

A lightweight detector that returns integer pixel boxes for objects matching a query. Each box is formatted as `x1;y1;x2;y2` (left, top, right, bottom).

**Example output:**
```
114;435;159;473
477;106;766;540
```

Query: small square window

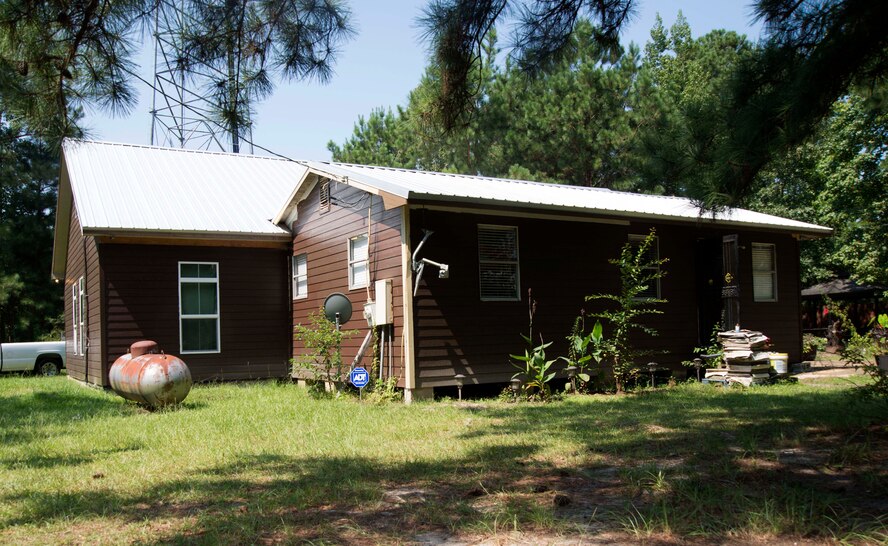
349;235;369;289
293;254;308;299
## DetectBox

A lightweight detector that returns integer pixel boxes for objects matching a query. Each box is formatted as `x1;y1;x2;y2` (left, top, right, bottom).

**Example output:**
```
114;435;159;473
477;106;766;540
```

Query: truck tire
34;357;62;376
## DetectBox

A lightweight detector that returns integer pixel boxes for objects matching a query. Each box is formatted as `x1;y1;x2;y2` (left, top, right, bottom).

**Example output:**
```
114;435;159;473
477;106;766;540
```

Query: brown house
51;140;305;386
53;140;831;400
275;162;831;400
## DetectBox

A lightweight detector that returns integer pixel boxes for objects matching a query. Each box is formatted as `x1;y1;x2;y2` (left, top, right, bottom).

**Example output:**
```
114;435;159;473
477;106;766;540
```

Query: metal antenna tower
150;0;253;153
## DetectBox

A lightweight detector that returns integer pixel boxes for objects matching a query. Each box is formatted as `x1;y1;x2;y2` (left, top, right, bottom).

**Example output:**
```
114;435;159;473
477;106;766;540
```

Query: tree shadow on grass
0;385;130;445
0;445;144;471
461;385;888;539
1;443;548;544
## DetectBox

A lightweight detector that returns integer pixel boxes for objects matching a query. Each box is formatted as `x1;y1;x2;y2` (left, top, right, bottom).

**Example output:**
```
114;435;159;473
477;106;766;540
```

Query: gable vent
319;178;331;213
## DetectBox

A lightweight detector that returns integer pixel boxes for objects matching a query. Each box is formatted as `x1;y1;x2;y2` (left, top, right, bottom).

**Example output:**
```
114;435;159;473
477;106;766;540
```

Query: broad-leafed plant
510;289;558;400
560;312;608;392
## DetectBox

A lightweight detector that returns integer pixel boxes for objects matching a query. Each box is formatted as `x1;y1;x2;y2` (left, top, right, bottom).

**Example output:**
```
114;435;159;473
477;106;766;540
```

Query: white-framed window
72;283;77;355
178;262;221;354
629;234;661;300
752;243;777;302
72;277;85;356
478;224;520;301
77;277;85;355
292;253;308;299
348;234;369;289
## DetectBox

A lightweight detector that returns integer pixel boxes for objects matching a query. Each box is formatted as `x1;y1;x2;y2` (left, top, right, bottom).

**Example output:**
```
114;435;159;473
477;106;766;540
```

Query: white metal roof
62;139;307;237
300;161;832;236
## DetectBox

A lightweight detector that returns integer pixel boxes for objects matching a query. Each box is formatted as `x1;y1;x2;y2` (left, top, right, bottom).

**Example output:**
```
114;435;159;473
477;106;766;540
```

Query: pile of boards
705;329;773;386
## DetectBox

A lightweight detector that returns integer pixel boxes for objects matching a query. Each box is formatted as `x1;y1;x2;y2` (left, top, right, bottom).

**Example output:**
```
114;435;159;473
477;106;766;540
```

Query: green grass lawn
0;375;885;545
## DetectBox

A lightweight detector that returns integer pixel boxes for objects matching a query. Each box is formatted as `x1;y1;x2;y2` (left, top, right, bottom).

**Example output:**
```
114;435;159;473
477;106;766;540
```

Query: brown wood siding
411;209;806;387
63;207;103;384
100;245;290;382
737;232;803;361
290;181;405;385
86;230;103;385
63;207;85;381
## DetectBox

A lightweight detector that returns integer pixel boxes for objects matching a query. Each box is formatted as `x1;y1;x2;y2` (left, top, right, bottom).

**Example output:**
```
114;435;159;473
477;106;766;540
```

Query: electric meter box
375;279;394;325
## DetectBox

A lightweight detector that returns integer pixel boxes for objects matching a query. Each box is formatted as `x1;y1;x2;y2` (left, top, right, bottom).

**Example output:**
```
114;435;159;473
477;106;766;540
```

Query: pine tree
0;121;60;341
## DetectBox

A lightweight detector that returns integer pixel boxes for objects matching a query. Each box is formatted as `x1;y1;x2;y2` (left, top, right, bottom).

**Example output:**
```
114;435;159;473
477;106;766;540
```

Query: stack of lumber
705;329;773;386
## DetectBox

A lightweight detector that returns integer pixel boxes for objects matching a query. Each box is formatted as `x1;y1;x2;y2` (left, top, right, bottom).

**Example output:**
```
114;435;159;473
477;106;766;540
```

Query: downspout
286;248;293;374
366;195;373;303
400;207;416;394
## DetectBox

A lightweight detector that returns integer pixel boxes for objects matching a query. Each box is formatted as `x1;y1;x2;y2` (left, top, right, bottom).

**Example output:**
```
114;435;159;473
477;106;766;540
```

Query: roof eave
272;167;315;226
408;193;834;237
50;153;74;281
82;227;293;242
274;165;409;226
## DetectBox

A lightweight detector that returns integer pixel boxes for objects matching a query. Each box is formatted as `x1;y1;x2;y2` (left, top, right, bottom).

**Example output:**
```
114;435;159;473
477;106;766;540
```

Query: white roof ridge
324;161;614;193
64;138;305;164
314;161;830;235
60;139;308;237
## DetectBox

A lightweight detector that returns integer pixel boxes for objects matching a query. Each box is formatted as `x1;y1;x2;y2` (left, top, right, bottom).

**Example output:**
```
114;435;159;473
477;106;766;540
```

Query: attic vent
319;179;331;213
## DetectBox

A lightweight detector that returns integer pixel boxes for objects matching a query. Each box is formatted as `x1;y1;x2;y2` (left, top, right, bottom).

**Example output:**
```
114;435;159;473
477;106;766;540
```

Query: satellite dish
323;293;353;325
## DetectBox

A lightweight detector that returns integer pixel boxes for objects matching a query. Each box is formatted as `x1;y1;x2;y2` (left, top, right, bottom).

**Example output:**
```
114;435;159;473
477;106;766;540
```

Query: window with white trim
72;278;85;356
292;253;308;299
77;277;85;355
348;234;369;289
629;234;661;299
752;243;777;302
478;224;520;301
72;283;77;355
179;262;220;353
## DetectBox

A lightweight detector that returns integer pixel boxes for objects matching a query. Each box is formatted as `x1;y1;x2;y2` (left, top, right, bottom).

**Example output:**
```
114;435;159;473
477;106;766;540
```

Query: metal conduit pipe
379;327;385;381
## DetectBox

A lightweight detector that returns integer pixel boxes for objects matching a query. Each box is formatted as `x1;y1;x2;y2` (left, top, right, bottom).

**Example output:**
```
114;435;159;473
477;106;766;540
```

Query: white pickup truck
0;341;66;375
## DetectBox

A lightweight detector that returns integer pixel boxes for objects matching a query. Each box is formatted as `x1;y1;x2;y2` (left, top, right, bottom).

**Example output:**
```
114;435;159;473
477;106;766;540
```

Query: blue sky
84;0;762;162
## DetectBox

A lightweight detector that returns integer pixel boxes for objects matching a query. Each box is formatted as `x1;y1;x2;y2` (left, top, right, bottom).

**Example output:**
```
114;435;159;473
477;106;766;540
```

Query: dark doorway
695;238;723;344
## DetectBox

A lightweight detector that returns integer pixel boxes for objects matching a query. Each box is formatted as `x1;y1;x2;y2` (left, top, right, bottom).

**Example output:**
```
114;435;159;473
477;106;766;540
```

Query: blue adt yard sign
350;367;370;389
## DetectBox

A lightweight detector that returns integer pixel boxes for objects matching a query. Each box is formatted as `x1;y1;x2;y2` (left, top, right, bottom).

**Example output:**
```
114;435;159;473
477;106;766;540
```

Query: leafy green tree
586;229;668;394
327;106;419;168
750;93;888;288
330;29;503;173
179;0;354;152
0;0;150;143
715;0;888;208
489;21;641;188
332;21;641;189
0;122;61;341
420;0;888;208
0;0;354;146
418;0;633;130
633;14;754;202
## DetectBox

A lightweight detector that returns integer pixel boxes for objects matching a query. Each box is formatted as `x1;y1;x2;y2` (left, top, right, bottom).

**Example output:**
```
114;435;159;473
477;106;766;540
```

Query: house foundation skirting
404;387;434;403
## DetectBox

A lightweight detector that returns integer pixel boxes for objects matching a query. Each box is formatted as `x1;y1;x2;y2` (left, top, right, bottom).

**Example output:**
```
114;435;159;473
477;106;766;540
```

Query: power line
131;66;299;164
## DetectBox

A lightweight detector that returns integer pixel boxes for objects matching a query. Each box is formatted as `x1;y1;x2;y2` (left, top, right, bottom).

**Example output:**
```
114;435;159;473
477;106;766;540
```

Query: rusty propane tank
109;341;192;408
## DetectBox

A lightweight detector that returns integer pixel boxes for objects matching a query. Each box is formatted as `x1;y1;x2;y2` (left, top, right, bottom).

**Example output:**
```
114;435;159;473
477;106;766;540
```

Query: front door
722;235;740;329
695;238;723;344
